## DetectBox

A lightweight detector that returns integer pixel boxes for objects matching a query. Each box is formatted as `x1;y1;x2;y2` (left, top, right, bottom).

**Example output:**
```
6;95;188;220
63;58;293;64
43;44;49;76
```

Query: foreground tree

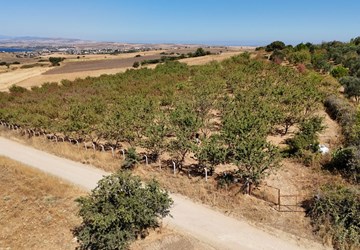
73;171;173;250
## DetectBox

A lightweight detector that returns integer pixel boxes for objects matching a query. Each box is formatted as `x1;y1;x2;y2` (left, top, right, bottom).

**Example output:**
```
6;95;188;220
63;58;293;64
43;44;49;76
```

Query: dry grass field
0;156;84;249
0;155;211;250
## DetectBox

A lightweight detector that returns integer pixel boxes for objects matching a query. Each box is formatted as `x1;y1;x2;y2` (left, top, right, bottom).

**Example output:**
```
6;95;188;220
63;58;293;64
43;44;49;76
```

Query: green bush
132;61;140;68
265;41;286;52
305;184;360;250
340;76;360;102
327;147;360;184
270;49;285;63
73;171;173;250
288;50;311;64
49;57;65;66
121;147;140;169
324;95;357;143
331;66;349;78
286;116;324;156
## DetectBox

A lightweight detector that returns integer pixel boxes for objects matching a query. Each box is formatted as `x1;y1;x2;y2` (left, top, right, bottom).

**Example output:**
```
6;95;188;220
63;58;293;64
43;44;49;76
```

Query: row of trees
0;55;329;188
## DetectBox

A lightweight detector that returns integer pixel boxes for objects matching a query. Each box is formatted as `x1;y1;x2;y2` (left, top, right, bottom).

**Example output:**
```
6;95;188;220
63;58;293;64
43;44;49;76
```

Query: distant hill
0;35;95;48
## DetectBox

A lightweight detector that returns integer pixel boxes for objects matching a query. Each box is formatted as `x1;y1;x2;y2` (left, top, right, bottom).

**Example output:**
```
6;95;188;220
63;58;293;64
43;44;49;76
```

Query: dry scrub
0;156;85;249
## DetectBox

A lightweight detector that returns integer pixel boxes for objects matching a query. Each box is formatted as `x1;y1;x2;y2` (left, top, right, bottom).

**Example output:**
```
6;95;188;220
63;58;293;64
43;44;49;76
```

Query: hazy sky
1;0;359;45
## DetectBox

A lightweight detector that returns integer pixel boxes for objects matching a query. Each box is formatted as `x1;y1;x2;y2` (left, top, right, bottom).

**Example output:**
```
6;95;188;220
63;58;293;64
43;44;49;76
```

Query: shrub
270;49;285;64
327;147;360;183
73;171;173;250
340;76;360;102
288;50;311;64
132;61;140;68
121;147;140;169
286;116;325;165
265;41;286;52
49;57;65;66
324;95;356;142
297;63;306;73
8;85;28;94
305;185;360;250
331;66;349;78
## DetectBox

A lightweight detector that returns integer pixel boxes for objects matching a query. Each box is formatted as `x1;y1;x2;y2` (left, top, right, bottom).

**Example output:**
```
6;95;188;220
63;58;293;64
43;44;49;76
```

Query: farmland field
0;47;251;91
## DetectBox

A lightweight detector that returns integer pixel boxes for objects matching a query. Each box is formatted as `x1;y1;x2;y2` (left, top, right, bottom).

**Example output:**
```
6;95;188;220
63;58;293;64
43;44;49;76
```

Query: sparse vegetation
305;184;359;250
132;61;140;68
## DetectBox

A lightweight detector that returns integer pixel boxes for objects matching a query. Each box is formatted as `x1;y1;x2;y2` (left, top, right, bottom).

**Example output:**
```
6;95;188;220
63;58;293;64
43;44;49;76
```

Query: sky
1;0;359;46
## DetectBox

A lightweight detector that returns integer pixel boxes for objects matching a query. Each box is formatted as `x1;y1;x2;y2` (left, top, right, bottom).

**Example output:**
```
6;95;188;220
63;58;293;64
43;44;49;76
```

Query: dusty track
0;137;327;250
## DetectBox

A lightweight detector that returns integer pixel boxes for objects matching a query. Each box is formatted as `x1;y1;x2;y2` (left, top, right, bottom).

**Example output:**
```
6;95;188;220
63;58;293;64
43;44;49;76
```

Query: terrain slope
0;137;328;250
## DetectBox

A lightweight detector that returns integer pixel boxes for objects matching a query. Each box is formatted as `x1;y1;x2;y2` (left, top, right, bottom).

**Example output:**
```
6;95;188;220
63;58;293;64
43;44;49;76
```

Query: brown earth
43;54;165;75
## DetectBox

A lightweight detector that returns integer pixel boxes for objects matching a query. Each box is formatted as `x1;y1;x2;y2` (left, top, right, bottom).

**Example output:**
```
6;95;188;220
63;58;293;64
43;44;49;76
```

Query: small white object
144;155;148;166
319;144;329;154
204;168;208;182
172;161;176;175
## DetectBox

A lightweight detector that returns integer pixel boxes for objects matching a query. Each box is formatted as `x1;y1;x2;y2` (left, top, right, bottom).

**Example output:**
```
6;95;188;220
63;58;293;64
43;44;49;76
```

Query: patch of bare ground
0;156;85;250
317;109;343;148
43;54;164;75
131;227;214;250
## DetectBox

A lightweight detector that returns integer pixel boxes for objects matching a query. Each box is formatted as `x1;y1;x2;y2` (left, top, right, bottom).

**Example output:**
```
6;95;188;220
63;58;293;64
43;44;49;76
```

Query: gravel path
0;137;327;250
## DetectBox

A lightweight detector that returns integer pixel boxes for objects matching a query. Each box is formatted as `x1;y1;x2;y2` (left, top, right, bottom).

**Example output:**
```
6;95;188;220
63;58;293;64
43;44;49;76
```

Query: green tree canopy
49;57;65;66
73;171;173;250
340;76;360;102
265;41;286;52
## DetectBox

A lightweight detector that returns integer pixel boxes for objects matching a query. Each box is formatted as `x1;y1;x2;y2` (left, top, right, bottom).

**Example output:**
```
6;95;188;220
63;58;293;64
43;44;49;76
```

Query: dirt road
0;137;327;250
